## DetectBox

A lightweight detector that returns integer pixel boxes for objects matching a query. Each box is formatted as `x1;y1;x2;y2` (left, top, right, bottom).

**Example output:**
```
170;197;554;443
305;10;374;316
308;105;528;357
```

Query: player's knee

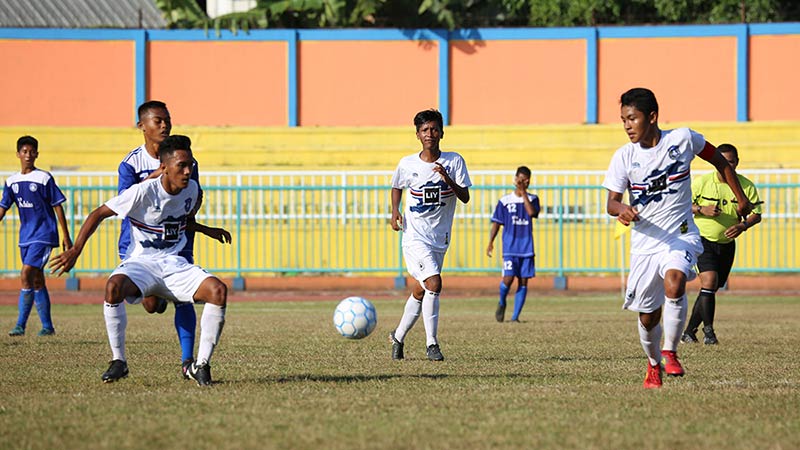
205;279;227;307
664;271;687;298
423;275;442;293
104;276;131;304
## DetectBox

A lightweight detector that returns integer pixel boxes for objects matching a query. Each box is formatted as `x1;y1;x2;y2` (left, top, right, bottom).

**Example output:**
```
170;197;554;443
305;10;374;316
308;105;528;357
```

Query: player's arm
53;204;73;251
50;205;117;276
699;142;753;217
606;190;639;226
188;221;231;244
433;162;470;204
0;205;6;222
487;222;501;257
390;187;403;231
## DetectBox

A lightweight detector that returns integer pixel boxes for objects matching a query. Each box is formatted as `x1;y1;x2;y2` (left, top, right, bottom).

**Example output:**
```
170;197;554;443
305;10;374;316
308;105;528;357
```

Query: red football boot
643;363;663;389
661;350;685;377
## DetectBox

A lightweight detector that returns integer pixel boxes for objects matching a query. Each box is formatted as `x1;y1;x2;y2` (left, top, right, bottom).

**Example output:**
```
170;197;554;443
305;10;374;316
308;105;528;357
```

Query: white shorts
403;242;446;286
623;235;702;313
111;255;214;304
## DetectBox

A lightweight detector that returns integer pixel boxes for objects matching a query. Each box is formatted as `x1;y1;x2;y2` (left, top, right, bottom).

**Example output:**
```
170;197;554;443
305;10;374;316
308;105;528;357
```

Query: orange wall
0;40;134;126
299;41;438;126
450;39;586;125
598;37;737;124
147;41;287;126
749;35;800;121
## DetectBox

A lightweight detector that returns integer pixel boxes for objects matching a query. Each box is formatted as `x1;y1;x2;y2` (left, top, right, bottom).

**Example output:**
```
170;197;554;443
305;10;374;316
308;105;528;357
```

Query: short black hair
620;88;659;117
138;100;168;121
158;135;192;162
515;166;531;177
17;135;38;152
717;143;739;160
414;109;444;131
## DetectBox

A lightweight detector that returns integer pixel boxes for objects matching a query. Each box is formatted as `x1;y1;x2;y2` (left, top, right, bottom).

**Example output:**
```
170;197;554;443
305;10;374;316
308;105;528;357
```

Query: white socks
394;294;421;343
421;290;440;347
104;302;127;361
638;319;662;367
662;295;687;352
197;303;226;366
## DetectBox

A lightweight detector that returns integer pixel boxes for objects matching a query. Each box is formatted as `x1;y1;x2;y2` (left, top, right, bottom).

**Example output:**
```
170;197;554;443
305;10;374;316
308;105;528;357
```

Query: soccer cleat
681;329;699;343
187;361;212;386
389;331;404;360
426;344;444;361
102;360;129;383
661;350;685;377
495;303;506;322
643;363;663;389
8;325;25;336
182;358;194;380
703;325;718;345
37;328;56;337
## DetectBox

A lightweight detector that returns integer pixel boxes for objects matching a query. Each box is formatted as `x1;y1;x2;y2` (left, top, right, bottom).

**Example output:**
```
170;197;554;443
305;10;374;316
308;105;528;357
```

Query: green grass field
1;294;798;450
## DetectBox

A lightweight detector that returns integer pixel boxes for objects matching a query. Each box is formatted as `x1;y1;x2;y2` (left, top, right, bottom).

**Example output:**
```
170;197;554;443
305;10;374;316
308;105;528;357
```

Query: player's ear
137;120;144;132
648;110;658;125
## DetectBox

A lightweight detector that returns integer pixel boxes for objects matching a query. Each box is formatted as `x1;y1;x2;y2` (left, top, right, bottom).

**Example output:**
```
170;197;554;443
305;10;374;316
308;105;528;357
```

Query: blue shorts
502;256;535;278
20;244;54;269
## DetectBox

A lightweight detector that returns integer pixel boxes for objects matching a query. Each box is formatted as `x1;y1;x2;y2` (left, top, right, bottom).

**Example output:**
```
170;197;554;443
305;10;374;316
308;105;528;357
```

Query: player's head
414;109;444;150
515;166;531;189
620;88;659;145
158;135;194;191
16;135;38;169
717;143;739;169
137;100;172;145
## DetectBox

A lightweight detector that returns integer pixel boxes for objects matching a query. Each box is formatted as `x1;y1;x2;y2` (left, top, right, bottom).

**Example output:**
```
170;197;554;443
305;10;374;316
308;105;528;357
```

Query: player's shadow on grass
273;373;449;383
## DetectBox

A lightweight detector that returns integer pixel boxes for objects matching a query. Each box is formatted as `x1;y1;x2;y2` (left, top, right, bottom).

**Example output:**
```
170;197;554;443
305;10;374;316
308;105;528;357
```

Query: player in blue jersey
389;109;471;362
487;166;541;322
51;135;228;386
1;136;72;336
119;101;229;379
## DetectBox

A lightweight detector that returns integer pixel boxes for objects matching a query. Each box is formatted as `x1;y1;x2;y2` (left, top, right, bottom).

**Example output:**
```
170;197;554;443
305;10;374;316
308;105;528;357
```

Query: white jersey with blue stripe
0;169;66;247
105;177;200;259
602;128;706;254
391;151;471;251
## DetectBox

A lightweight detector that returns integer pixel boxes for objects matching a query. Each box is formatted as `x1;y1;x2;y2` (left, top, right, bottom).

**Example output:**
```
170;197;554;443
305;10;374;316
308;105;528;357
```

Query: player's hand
146;167;163;180
49;247;80;276
699;205;721;217
432;162;451;183
486;244;494;258
208;227;232;244
391;210;403;231
616;205;640;226
736;199;753;219
62;236;73;251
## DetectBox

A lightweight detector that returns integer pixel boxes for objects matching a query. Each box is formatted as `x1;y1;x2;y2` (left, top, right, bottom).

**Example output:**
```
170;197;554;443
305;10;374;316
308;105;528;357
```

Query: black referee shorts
697;236;737;287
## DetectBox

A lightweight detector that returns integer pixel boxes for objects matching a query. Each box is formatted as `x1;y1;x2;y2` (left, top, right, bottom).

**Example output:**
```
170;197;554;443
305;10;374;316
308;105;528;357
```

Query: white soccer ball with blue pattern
333;296;377;339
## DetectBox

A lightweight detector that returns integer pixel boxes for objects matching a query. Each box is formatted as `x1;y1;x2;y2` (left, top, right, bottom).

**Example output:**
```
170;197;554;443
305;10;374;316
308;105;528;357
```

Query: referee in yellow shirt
682;144;762;345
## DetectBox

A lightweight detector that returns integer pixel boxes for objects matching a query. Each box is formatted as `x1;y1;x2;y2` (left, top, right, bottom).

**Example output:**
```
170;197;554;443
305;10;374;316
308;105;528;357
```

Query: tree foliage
156;0;800;30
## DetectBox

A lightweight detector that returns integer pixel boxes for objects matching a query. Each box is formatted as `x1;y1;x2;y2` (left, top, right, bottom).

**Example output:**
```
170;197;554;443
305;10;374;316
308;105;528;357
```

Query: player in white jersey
50;136;228;386
602;88;752;388
389;109;471;361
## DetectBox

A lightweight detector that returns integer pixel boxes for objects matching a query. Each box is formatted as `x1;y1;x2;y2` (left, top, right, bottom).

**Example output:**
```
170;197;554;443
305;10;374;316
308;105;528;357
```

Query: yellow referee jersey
692;173;762;243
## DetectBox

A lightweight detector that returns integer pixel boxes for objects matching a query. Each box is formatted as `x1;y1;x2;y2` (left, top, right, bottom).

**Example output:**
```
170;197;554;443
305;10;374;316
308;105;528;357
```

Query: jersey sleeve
452;154;472;188
602;148;628;194
490;200;505;224
689;129;707;155
46;176;67;207
105;183;141;218
0;182;12;210
390;163;405;189
118;161;137;194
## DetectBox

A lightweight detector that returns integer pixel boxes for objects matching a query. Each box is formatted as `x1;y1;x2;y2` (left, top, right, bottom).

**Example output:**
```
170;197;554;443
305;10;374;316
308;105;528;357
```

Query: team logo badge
667;145;680;160
680;220;688;234
632;162;640;169
29;183;37;192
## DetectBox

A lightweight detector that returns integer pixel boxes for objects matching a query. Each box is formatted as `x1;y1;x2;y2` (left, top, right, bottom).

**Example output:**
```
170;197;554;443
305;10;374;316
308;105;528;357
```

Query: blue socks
33;288;54;331
499;283;510;307
174;302;197;362
16;289;34;329
511;286;528;321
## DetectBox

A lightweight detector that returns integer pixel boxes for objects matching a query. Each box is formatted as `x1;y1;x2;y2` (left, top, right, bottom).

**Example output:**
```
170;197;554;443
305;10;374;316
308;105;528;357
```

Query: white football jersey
391;151;471;251
602;128;706;254
105;177;200;259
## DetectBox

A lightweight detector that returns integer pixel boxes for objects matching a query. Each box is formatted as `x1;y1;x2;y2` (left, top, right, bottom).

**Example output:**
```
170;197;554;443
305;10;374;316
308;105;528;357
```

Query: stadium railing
1;171;797;281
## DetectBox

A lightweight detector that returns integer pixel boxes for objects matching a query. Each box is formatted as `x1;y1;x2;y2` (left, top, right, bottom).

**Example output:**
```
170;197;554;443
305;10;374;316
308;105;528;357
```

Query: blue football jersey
490;192;540;257
0;169;66;247
117;145;200;260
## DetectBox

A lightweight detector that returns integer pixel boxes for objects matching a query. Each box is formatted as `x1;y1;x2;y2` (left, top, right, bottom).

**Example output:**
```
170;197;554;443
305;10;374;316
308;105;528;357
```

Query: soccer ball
333;296;377;339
